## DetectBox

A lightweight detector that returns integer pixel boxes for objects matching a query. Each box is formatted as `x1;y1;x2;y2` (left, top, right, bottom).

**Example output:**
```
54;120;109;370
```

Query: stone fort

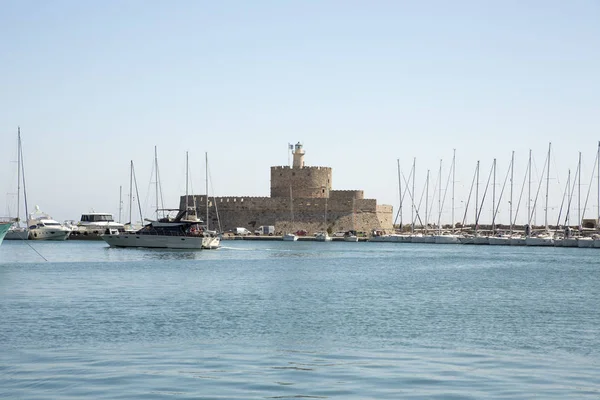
180;143;393;234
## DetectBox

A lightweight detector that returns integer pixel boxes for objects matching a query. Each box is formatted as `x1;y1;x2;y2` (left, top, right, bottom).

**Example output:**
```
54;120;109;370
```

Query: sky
1;0;599;227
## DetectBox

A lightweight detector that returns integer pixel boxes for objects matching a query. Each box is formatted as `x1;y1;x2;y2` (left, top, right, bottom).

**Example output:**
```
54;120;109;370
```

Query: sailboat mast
206;152;209;230
397;159;402;228
411;158;415;234
578;151;581;230
425;169;429;233
185;151;189;215
509;151;514;234
19;129;28;223
451;149;455;232
475;160;480;233
155;146;159;220
545;142;551;230
598;141;600;226
528;149;532;228
437;159;442;235
129;161;133;225
492;158;496;233
16;127;21;224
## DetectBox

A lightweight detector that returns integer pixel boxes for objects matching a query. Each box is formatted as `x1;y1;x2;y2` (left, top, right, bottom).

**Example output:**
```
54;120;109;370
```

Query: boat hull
0;223;11;245
577;238;594;248
488;237;510;246
202;236;221;249
525;237;554;246
282;234;298;241
434;235;461;244
102;233;204;249
4;227;28;240
28;228;70;241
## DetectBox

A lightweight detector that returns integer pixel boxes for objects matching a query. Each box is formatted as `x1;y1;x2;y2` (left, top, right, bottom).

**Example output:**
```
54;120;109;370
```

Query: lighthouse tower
292;142;305;168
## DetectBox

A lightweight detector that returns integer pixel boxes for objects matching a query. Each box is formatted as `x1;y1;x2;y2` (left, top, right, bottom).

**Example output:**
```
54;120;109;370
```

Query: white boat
577;236;594;248
525;232;554;247
200;153;221;250
4;128;29;241
283;233;298;241
488;234;511;246
434;233;461;244
0;222;11;245
314;231;332;242
344;234;358;242
509;235;527;246
27;207;71;241
69;213;125;240
102;208;205;249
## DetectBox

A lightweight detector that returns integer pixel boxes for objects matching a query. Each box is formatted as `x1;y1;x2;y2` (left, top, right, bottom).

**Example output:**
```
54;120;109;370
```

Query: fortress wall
181;195;393;233
270;166;332;199
329;190;364;201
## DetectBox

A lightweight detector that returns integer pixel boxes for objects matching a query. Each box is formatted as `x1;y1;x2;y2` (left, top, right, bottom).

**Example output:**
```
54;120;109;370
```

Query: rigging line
23;239;48;262
393;167;414;226
528;154;548;226
581;149;599;221
400;171;424;227
475;161;495;226
492;159;512;224
207;163;223;233
555;171;570;233
461;162;478;227
512;157;529;229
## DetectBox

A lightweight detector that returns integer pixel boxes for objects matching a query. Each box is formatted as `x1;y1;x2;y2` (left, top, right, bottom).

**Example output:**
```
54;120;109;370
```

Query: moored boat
27;207;71;241
0;222;11;245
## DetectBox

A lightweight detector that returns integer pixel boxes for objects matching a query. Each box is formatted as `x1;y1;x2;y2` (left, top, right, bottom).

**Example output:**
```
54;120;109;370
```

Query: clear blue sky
1;0;599;226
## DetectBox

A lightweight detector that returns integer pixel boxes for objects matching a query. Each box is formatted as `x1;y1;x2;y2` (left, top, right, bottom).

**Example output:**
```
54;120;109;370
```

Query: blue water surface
1;240;599;399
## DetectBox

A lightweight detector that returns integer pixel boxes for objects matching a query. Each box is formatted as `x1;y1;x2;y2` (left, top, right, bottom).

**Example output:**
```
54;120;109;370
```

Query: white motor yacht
27;207;71;241
69;213;125;240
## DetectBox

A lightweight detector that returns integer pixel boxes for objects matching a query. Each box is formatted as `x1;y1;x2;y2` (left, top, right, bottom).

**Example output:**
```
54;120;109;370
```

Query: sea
0;240;599;399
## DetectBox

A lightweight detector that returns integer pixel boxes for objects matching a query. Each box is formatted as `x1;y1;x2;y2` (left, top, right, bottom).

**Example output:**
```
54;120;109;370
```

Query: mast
206;152;209;230
437;159;442;234
475;160;480;234
16;127;21;225
397;159;402;228
451;149;455;232
528;149;532;231
492;158;496;233
411;158;415;234
157;147;160;219
129;161;133;225
578;151;581;231
545;142;551;231
509;151;514;234
185;151;189;215
598;141;600;228
425;169;429;233
19;128;28;225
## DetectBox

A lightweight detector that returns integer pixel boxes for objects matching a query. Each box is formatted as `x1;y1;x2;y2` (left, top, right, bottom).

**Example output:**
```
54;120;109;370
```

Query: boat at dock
68;213;124;240
0;222;11;245
314;231;332;242
27;207;71;241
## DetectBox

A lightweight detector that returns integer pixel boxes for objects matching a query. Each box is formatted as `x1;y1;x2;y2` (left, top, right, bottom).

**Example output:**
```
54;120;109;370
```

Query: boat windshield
81;214;114;222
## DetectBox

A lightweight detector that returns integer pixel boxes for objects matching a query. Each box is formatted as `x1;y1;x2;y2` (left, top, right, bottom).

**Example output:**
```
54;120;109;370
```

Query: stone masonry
180;143;393;234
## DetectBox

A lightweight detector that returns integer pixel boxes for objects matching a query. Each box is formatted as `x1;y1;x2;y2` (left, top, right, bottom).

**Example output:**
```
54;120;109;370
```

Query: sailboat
5;127;29;240
101;149;205;249
0;222;10;245
201;152;221;249
434;151;461;244
526;143;555;246
283;185;298;241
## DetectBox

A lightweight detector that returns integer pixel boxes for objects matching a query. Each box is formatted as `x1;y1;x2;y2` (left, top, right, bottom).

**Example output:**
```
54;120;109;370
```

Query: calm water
1;240;599;399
